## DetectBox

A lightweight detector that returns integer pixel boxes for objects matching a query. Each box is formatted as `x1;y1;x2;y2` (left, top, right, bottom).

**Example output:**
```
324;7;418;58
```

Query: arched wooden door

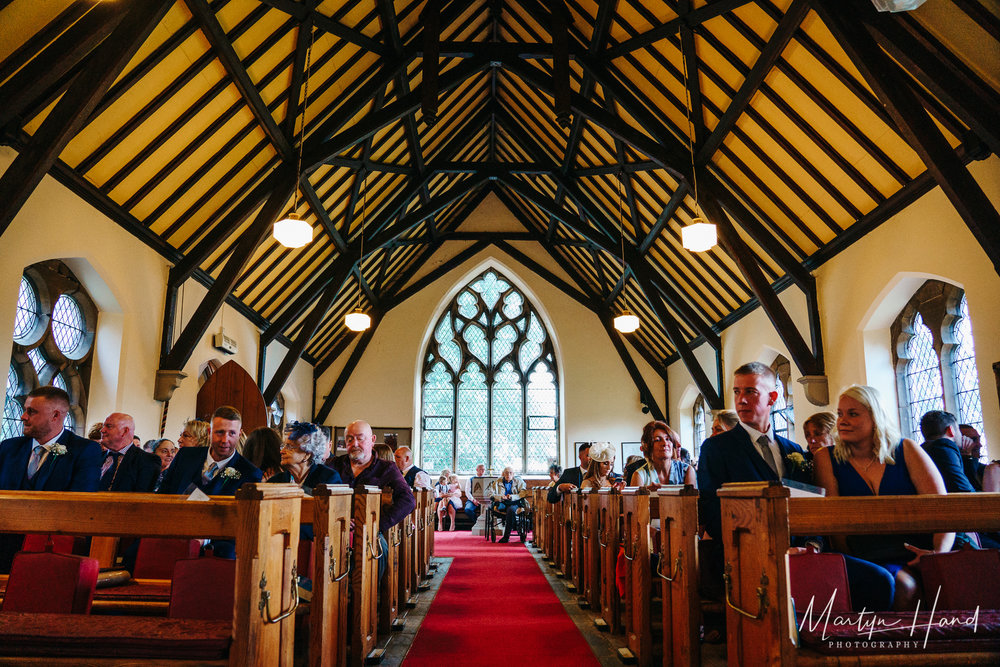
196;360;267;433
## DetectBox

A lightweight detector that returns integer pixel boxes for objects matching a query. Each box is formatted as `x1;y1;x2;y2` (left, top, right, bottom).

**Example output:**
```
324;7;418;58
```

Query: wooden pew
0;486;301;665
423;489;435;571
597;487;623;633
718;483;1000;666
378;521;401;634
568;490;583;592
350;485;382;667
550;492;565;571
656;485;700;667
580;488;601;610
304;484;354;667
398;506;419;609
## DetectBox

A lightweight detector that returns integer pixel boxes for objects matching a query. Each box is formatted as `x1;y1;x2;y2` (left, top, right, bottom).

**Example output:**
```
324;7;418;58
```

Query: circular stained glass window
52;373;67;392
14;277;39;342
52;295;86;356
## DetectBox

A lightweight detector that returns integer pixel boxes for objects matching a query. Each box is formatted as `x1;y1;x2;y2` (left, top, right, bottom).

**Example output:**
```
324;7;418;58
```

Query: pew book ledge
0;612;230;660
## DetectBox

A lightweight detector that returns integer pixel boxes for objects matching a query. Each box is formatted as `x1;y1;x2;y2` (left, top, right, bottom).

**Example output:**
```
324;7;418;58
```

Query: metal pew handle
259;563;299;624
656;550;682;582
330;547;353;583
722;563;768;620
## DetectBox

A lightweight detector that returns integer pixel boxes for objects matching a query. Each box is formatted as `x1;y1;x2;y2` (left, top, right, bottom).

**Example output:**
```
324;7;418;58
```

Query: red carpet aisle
402;531;601;666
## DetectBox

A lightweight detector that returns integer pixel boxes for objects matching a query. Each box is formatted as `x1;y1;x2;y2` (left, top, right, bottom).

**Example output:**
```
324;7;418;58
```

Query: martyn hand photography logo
798;586;981;651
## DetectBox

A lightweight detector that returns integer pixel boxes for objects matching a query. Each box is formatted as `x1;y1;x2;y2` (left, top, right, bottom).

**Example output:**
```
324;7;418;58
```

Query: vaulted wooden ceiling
2;0;998;414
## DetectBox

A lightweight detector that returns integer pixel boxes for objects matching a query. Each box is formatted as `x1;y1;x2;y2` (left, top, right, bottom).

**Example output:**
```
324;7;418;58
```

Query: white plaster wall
0;146;313;442
667;156;1000;451
316;245;664;470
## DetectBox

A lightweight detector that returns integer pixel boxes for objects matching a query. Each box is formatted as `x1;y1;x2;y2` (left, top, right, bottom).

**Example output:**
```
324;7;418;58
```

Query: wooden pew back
656;486;700;667
351;486;382;667
304;485;354;667
0;486;302;666
580;488;602;609
597;487;623;633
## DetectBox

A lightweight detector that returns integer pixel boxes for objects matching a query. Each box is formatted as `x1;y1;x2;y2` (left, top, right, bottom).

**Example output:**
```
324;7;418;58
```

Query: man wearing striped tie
97;412;160;492
0;386;101;571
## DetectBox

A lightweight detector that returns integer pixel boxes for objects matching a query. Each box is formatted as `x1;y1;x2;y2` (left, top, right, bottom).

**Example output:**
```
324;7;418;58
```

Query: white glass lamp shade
273;213;314;248
344;309;371;332
613;311;640;333
681;219;717;252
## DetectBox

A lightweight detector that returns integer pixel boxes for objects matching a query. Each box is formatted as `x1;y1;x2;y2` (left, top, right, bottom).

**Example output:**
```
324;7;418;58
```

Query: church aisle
402;531;601;666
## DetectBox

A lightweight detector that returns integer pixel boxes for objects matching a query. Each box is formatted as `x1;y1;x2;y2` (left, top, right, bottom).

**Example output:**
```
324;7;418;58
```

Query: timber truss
1;0;997;416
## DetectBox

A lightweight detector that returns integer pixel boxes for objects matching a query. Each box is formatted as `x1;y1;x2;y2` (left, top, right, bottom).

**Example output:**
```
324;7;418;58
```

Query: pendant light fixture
613;170;640;334
273;28;315;249
679;35;717;253
345;173;371;332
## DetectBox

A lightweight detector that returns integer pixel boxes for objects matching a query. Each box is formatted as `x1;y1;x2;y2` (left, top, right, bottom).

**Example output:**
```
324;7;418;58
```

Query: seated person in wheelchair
491;466;528;543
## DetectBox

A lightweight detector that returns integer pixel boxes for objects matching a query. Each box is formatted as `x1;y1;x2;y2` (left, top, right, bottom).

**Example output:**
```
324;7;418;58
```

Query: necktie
757;435;779;477
100;451;122;490
26;445;46;479
204;462;219;484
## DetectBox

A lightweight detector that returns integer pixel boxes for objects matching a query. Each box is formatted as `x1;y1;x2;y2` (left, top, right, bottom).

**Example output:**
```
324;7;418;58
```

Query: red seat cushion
0;612;230;659
168;557;236;621
920;548;1000;609
2;550;98;614
788;551;851;614
21;534;79;555
133;538;202;579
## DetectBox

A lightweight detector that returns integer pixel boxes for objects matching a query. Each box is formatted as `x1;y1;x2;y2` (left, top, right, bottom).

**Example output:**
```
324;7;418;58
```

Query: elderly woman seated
151;438;178;491
267;421;342;495
491;466;528;543
581;442;625;490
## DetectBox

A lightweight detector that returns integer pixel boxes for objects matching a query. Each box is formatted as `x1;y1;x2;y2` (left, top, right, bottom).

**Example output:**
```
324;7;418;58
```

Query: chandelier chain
291;25;314;213
679;29;700;218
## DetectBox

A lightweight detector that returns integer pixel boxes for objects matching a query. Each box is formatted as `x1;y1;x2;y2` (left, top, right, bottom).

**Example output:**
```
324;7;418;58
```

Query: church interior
1;0;999;664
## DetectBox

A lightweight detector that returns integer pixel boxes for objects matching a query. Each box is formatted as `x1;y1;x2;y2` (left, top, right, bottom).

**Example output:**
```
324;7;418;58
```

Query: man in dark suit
920;410;976;493
0;386;101;570
157;406;262;558
697;362;806;541
547;442;591;504
97;412;160;492
157;405;262;497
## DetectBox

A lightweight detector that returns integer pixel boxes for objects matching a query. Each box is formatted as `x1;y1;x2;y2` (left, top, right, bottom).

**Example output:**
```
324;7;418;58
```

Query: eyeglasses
280;442;302;451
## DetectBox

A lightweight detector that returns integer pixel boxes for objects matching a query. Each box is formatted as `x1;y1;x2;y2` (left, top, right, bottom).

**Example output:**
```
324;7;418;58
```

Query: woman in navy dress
814;385;952;610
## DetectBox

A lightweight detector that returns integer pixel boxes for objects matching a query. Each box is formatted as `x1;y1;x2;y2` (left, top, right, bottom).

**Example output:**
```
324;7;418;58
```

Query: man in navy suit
157;405;262;559
546;442;591;504
697;362;806;541
98;412;160;492
157;405;262;497
0;386;101;570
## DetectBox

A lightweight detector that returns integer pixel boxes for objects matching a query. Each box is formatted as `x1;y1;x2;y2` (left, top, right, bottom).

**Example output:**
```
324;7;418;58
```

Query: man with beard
329;420;415;578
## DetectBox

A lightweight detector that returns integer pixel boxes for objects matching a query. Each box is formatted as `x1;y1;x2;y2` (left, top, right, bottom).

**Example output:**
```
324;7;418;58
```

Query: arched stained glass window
904;313;945;437
692;395;706;458
771;356;795;440
2;364;22;440
951;295;983;438
420;269;559;474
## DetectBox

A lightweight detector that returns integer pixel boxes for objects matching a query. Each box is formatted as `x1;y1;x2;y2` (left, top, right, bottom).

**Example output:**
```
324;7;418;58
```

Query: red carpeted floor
402;531;600;666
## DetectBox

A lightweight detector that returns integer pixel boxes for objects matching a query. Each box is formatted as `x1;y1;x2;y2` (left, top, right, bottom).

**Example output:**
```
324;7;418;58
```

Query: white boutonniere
47;444;68;457
220;467;241;480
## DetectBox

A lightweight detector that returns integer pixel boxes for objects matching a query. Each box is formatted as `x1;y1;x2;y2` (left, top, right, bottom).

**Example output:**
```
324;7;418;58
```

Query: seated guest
87;422;103;441
958;424;987;491
152;438;178;491
177;419;210;448
803;411;836;454
710;409;739;437
547;443;590;503
921;410;976;493
629;422;696;489
373;443;394;462
464;463;487;520
329;420;415;578
394;446;431;489
0;386;102;570
546;463;561;487
814;385;953;610
267;422;342;494
491;466;527;543
581;442;624;490
243;427;283;480
437;474;462;531
98;412;161;492
157;406;263;559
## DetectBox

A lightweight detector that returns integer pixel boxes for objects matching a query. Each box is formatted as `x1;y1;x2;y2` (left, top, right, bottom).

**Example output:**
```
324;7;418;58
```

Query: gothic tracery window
692;394;706;457
770;355;794;440
420;269;559;474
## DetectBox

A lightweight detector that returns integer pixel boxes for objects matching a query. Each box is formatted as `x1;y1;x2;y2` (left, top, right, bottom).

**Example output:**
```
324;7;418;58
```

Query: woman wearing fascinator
580;442;625;490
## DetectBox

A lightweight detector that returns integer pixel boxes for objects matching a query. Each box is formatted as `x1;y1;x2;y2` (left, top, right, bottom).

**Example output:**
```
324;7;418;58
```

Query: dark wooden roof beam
817;2;1000;277
605;0;753;58
258;0;387;55
0;0;173;238
639;183;688;255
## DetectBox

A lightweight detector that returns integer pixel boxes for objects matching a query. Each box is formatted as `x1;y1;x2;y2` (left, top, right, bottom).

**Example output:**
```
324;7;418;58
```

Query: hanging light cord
358;174;366;311
291;26;314;214
678;29;700;219
617;170;626;278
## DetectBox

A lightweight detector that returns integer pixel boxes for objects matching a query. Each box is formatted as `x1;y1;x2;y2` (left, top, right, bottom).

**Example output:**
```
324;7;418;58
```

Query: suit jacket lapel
31;431;70;490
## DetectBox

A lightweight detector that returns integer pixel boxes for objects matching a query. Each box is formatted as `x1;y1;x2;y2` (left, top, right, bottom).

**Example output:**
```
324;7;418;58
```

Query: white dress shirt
739;421;785;478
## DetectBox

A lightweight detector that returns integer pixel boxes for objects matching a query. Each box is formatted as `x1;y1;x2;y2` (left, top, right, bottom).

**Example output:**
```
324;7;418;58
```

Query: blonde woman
814;385;952;610
177;419;210;448
803;411;836;454
581;442;623;490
